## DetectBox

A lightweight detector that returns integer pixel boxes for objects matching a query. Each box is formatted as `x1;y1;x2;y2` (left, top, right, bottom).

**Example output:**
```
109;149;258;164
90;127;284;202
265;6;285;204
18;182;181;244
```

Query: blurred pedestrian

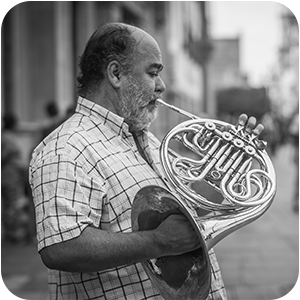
41;100;60;140
260;111;281;156
288;108;299;212
1;113;31;242
41;100;76;141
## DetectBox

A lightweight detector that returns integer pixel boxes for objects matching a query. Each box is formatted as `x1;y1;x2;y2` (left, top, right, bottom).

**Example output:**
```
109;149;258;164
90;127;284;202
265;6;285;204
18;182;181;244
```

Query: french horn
131;99;276;300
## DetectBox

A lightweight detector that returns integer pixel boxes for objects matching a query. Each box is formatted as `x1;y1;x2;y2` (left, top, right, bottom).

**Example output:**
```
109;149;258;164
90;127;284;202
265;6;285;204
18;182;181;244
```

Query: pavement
214;144;299;300
1;243;48;300
1;144;299;300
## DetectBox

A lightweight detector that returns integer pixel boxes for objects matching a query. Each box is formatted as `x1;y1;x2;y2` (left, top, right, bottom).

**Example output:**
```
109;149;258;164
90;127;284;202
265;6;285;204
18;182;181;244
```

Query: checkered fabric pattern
29;97;227;300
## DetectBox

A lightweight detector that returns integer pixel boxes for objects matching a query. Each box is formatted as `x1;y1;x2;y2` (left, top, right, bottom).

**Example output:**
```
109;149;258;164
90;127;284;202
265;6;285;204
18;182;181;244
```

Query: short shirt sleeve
30;153;107;251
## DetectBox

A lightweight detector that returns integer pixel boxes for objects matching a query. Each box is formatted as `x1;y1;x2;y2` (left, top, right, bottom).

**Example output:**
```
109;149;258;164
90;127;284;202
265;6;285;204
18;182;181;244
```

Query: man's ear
107;60;122;88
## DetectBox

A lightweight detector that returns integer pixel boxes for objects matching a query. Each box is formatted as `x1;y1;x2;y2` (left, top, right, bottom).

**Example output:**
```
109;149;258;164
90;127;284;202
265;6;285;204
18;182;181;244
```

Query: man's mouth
140;98;159;110
148;99;157;106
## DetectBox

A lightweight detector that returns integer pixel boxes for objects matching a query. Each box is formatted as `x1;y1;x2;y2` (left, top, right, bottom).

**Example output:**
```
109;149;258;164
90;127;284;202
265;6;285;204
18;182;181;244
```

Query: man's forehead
137;39;163;66
128;26;163;69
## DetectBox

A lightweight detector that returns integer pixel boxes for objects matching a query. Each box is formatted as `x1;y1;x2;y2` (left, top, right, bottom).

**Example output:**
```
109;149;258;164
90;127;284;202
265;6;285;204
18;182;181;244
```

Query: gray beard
118;76;158;132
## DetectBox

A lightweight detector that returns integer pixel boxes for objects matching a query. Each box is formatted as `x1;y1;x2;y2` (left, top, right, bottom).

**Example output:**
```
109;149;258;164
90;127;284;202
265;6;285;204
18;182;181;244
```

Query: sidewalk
214;144;299;299
1;144;299;300
1;242;48;300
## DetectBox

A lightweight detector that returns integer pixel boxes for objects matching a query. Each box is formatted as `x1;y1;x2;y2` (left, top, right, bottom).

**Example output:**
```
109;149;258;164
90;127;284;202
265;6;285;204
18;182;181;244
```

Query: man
30;22;262;299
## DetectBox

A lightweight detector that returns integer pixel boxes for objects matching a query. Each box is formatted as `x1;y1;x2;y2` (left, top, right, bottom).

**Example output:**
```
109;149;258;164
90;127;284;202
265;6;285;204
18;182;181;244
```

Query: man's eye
150;72;159;77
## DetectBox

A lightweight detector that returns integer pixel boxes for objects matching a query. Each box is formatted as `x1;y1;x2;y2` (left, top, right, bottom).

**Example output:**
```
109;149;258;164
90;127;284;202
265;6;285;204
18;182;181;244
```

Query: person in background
41;101;60;139
288;107;299;212
41;100;76;141
260;111;281;157
29;22;263;300
2;114;31;242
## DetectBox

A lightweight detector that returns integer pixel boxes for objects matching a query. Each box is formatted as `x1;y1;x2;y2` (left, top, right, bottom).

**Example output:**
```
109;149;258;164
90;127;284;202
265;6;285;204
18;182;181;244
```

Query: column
54;1;74;115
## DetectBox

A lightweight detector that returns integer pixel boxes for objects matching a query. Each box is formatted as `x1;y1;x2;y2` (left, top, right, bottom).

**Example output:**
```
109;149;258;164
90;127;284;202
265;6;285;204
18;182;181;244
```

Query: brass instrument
131;99;276;300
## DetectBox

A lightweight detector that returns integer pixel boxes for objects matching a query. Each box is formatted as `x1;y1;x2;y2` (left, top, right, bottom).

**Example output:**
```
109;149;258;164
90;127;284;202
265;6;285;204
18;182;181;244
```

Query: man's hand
237;113;264;137
153;212;201;256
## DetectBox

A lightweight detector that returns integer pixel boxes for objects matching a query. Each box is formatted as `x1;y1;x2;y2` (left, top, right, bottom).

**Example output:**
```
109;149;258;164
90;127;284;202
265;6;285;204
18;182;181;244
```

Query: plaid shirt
29;97;227;300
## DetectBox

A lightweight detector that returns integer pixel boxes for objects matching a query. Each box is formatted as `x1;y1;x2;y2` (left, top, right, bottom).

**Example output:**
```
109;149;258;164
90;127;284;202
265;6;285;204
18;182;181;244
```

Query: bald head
77;23;160;97
130;26;162;62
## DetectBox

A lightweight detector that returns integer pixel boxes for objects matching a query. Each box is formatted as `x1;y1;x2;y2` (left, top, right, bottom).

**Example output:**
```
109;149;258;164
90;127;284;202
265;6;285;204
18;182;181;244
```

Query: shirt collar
76;96;130;137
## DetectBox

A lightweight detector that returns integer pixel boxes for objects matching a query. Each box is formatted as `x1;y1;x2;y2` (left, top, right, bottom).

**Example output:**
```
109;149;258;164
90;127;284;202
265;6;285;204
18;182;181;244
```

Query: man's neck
84;87;119;115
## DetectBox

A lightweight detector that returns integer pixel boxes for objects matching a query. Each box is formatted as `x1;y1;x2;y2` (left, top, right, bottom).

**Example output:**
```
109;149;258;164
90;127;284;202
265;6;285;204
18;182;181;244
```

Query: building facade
267;5;299;118
2;1;210;162
0;0;212;239
207;38;241;118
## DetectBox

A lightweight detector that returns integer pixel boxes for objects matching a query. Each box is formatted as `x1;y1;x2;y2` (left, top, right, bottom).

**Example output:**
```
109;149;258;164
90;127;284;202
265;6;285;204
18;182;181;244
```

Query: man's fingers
245;116;257;133
236;114;264;137
237;114;248;127
253;123;264;136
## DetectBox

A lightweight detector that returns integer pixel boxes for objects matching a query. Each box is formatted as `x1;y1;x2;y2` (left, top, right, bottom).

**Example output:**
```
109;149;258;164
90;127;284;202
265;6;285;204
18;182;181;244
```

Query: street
215;144;299;300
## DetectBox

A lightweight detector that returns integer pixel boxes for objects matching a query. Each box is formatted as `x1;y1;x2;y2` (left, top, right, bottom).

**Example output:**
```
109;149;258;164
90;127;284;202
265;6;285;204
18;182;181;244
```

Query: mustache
140;95;160;109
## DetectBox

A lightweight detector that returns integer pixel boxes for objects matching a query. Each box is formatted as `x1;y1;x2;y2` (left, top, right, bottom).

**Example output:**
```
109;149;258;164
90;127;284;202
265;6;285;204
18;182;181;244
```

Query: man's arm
40;213;200;273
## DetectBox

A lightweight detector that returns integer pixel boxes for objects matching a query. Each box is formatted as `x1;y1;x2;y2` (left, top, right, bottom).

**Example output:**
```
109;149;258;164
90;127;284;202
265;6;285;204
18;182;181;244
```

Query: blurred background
1;1;299;159
0;0;300;300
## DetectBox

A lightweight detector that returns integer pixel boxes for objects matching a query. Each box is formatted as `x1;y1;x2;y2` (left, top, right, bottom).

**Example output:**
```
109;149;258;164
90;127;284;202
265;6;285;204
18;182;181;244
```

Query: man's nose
156;76;166;94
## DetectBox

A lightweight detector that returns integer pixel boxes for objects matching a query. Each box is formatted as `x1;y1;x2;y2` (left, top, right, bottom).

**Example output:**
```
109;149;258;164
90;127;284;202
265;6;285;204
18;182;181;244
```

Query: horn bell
131;185;211;300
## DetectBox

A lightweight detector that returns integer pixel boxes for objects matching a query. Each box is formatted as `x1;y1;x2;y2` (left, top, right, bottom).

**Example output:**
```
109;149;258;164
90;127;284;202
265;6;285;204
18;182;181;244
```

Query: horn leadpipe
157;98;199;120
